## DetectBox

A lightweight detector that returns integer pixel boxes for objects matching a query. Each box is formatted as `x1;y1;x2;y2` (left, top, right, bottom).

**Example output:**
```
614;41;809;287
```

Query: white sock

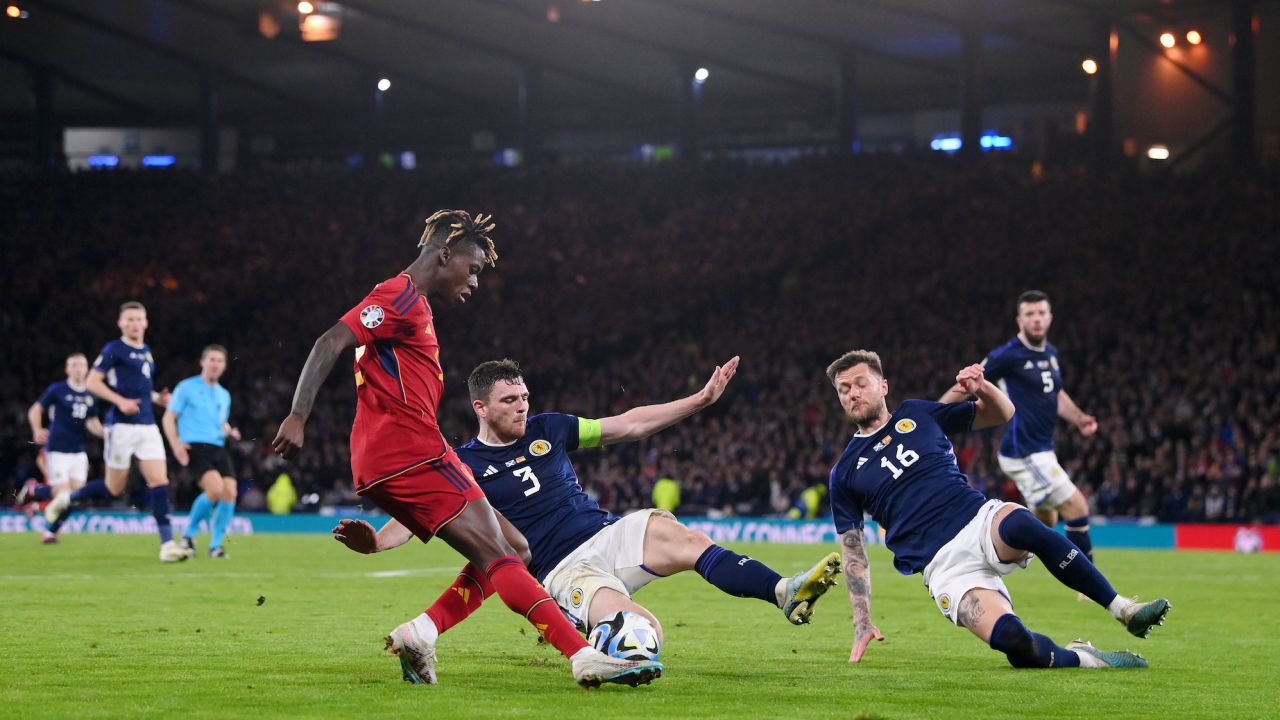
410;613;439;644
774;579;788;608
1108;595;1134;620
570;647;595;661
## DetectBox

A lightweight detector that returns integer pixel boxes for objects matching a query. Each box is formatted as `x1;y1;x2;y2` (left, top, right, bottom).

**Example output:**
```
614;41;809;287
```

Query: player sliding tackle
826;350;1170;669
334;356;841;684
272;210;660;688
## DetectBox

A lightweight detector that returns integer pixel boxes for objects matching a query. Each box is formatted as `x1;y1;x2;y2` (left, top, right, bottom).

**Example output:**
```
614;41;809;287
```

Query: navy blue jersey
829;399;986;575
456;413;617;581
981;337;1062;457
37;381;95;453
92;339;157;425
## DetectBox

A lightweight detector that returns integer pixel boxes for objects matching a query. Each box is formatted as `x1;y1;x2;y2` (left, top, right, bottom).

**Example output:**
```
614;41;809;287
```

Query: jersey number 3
881;443;921;480
514;466;541;496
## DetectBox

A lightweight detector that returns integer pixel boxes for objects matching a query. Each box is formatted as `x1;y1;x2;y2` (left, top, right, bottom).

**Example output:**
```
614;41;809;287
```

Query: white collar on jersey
853;416;892;438
118;337;147;350
474;434;519;448
67;381;88;392
1016;334;1048;353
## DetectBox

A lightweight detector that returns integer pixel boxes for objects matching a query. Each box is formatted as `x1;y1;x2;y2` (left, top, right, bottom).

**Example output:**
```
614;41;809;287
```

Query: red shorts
356;453;484;542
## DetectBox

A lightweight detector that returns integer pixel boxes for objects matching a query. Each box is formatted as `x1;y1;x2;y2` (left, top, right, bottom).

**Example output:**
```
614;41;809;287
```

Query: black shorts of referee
187;442;234;478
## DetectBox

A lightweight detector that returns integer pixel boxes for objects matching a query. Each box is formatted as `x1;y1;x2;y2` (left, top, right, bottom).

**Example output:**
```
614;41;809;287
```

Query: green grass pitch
2;533;1278;719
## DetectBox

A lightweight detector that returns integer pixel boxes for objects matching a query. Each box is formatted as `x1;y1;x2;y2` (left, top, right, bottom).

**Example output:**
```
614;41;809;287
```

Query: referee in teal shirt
162;344;240;558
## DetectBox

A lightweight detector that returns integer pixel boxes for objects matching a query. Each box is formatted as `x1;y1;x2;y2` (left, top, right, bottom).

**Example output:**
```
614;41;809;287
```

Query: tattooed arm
842;528;885;663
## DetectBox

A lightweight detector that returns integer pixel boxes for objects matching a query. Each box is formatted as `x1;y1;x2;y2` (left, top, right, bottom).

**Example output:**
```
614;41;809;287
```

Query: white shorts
922;500;1031;625
998;451;1076;510
542;508;672;633
104;423;166;470
47;451;89;487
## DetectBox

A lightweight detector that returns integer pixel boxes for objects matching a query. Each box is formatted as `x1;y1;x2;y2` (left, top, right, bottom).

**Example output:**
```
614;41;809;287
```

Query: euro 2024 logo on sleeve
360;305;385;328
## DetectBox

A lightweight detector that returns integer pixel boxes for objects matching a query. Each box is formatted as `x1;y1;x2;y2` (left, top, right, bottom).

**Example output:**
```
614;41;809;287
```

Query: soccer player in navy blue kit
163;344;240;559
45;301;185;562
333;357;841;683
21;353;104;543
941;290;1100;566
828;349;1169;669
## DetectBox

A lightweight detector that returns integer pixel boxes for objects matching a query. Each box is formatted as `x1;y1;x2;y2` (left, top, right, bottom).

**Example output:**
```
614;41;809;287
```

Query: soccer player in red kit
272;210;662;688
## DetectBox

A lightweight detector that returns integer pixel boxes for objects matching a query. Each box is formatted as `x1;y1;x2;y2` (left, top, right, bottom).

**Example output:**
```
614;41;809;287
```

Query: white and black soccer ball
587;611;661;662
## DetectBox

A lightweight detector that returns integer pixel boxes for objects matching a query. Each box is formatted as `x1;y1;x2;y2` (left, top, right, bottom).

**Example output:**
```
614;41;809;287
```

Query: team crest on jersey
570;587;584;608
359;305;385;328
873;435;893;452
1050;356;1059;370
529;439;551;457
894;419;917;434
939;594;952;613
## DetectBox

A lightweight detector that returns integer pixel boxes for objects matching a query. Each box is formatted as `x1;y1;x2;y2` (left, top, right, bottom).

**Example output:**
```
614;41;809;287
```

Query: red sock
485;555;588;659
426;563;493;635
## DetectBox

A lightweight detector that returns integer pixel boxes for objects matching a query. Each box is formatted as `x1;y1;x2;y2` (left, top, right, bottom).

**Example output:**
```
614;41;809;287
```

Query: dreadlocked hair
418;209;498;266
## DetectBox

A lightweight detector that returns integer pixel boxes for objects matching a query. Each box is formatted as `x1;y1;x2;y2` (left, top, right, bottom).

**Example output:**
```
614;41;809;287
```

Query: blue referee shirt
170;375;231;447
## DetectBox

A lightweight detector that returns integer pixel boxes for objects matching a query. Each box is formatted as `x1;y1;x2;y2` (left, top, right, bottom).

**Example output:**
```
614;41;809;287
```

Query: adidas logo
1024;360;1034;369
483;465;498;477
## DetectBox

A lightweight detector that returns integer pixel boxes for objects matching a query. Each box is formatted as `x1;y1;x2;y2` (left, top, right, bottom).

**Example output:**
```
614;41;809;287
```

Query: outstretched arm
597;356;739;446
1057;390;1097;437
271;322;358;459
842;528;884;663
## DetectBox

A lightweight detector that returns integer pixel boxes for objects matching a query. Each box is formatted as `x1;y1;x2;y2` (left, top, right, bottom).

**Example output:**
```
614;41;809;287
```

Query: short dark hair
119;300;146;315
467;359;524;402
1017;290;1050;312
66;352;86;362
825;349;884;385
202;344;228;359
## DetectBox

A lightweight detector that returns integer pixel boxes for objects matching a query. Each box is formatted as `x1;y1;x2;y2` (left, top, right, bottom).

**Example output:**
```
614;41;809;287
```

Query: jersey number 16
881;443;921;480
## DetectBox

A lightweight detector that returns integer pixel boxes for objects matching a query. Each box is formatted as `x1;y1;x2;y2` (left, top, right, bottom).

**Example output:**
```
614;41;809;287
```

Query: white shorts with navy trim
541;508;672;633
47;451;89;487
998;451;1076;510
922;500;1031;624
105;424;166;469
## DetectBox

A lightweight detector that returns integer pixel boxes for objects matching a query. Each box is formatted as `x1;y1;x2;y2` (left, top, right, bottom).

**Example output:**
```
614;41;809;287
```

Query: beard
850;397;886;427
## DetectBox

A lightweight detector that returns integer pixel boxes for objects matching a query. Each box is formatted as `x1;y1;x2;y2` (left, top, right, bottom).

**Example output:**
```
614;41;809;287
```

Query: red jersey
340;273;448;488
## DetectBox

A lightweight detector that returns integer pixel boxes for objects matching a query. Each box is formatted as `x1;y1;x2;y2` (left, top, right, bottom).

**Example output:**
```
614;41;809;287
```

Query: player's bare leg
641;513;838;624
957;587;1146;668
41;478;85;543
587;589;664;644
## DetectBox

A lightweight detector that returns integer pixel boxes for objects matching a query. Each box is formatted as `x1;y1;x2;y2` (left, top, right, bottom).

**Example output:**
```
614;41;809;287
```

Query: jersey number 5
881;443;921;480
514;466;541;496
1041;370;1054;393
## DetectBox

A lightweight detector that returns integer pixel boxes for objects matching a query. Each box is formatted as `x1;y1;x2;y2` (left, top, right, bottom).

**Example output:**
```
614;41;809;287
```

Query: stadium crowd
2;157;1278;523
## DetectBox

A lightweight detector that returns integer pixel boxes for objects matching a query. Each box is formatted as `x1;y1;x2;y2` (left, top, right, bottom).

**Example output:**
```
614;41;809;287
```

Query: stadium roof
0;0;1251;153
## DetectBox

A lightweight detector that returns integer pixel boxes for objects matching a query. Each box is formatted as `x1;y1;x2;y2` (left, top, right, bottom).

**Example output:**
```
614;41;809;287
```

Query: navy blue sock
33;484;53;502
49;508;71;534
694;545;783;605
1064;516;1094;562
71;480;113;503
988;613;1081;668
999;508;1116;607
150;486;174;544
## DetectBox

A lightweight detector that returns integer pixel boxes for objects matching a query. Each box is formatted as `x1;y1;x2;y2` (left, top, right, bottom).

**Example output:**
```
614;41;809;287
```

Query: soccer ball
588;610;661;662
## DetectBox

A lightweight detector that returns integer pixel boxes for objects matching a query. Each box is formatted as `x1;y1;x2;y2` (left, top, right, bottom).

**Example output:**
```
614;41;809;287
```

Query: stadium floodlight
377;78;391;92
694;67;709;83
142;155;176;167
1186;30;1202;45
1081;58;1098;75
297;1;314;14
1159;32;1176;48
6;4;23;18
88;155;119;167
1147;145;1170;160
